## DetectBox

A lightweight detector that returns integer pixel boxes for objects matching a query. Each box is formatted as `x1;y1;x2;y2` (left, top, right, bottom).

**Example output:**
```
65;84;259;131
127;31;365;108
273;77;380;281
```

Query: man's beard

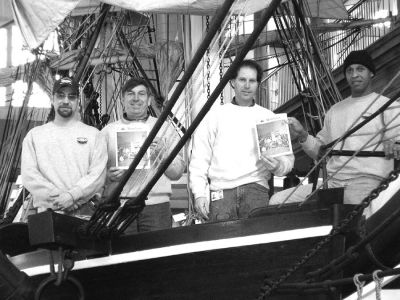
57;106;73;118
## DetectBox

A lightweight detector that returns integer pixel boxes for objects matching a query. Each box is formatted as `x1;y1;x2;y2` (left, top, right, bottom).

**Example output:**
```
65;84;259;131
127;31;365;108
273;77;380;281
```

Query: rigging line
288;1;341;109
277;108;400;208
325;86;400;150
279;268;400;290
98;0;239;207
122;0;284;216
81;14;127;92
80;17;126;104
109;0;250;204
299;111;400;206
273;13;306;91
337;30;361;62
196;0;249;74
74;4;111;82
188;2;243;89
278;13;322;103
104;72;124;117
309;189;400;280
258;168;400;299
321;29;359;53
176;14;242;114
125;91;193;190
61;5;103;48
277;10;309;75
107;0;281;231
311;65;400;159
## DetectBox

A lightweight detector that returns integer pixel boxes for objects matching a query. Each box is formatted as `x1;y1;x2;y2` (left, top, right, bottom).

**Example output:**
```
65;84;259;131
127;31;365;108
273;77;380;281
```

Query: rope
373;270;383;300
353;273;365;300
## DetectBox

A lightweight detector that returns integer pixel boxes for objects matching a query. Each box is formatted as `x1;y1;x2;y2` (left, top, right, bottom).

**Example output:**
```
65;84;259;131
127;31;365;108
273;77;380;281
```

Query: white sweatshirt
101;116;185;205
301;92;400;180
189;102;295;199
21;121;108;211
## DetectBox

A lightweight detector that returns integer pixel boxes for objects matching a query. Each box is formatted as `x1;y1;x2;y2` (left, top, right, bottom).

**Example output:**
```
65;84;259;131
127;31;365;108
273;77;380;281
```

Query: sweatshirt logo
77;137;88;144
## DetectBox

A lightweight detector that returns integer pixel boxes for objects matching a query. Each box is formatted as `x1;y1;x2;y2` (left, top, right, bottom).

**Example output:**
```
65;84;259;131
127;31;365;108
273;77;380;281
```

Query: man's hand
52;192;77;212
260;154;279;172
194;197;209;220
288;117;308;142
108;167;125;182
383;140;400;160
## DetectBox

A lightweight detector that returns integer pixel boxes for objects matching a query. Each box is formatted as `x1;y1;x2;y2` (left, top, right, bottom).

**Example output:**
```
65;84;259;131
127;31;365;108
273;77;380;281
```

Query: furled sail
10;0;348;50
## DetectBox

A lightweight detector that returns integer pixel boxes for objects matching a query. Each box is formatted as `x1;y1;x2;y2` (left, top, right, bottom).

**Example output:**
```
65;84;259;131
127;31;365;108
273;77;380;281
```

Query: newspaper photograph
255;113;292;158
115;129;150;169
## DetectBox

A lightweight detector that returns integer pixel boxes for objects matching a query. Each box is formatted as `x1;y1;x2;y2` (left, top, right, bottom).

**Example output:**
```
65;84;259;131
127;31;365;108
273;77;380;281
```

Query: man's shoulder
27;122;53;135
253;103;273;113
101;119;124;132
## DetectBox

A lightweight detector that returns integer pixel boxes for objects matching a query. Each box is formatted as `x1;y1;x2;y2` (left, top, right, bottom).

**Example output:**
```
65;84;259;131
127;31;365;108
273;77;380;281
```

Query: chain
218;26;224;104
257;168;400;300
206;15;211;100
353;273;365;300
373;270;383;300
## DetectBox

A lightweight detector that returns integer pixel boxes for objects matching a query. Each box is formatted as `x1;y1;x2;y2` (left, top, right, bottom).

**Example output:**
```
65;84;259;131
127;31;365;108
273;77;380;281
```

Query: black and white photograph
255;113;292;158
115;129;150;169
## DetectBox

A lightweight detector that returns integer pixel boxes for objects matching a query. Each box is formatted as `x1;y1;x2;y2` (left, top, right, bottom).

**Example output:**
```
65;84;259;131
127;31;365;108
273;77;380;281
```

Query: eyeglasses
55;92;78;100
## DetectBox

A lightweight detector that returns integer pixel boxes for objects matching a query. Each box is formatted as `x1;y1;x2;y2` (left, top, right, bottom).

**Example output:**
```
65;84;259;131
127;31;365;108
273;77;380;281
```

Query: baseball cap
53;77;79;95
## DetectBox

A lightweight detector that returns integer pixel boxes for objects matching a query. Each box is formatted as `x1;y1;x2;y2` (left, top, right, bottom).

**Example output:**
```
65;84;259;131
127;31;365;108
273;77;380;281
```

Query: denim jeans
124;201;172;234
269;176;382;205
209;182;269;222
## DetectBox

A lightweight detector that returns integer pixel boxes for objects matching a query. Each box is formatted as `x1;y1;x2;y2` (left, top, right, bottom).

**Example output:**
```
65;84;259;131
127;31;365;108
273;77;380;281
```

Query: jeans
124;201;172;234
269;176;382;206
209;182;269;222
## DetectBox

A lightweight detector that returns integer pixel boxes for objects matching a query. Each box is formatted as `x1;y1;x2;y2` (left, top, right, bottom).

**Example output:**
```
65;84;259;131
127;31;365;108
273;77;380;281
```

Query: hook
353;273;365;300
372;270;383;300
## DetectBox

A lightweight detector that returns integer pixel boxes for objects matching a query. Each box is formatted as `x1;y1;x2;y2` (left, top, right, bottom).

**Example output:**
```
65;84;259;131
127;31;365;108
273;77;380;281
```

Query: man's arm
154;123;185;181
189;115;215;200
288;116;329;160
189;113;217;219
21;132;61;206
382;102;400;159
165;152;185;180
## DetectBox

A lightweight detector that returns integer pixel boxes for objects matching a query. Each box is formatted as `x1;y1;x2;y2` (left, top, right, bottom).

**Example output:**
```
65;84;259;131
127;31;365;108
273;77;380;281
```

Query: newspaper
255;113;292;158
115;129;150;169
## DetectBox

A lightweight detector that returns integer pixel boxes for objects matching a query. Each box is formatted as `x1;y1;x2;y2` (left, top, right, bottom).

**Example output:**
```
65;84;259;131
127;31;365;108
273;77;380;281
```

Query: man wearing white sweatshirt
21;77;108;216
270;50;400;206
189;60;295;222
101;78;185;233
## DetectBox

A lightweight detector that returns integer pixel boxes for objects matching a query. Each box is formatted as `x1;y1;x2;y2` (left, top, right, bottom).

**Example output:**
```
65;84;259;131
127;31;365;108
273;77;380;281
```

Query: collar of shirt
231;97;255;107
122;112;150;122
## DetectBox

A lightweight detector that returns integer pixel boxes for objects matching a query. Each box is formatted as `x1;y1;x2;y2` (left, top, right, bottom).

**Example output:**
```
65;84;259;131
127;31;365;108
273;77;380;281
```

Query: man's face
123;84;150;119
231;66;259;105
52;86;79;119
345;64;373;97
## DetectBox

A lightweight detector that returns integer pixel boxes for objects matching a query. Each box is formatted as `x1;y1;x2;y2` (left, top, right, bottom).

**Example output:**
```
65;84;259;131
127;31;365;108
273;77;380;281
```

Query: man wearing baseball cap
21;77;108;217
270;50;400;210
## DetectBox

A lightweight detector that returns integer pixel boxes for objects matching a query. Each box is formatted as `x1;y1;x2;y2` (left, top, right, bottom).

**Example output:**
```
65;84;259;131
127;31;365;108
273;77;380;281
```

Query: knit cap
343;50;376;75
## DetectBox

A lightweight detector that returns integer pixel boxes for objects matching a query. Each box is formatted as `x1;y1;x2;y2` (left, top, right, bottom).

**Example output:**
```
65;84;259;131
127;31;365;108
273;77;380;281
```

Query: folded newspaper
255;113;293;158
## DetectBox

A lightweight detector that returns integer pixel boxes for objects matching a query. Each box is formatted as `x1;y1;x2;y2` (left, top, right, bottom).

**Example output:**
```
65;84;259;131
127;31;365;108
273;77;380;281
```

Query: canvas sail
10;0;348;50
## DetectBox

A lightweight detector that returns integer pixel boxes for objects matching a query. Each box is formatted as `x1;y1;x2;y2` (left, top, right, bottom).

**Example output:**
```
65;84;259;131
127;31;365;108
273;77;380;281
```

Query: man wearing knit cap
270;50;400;208
21;77;108;216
